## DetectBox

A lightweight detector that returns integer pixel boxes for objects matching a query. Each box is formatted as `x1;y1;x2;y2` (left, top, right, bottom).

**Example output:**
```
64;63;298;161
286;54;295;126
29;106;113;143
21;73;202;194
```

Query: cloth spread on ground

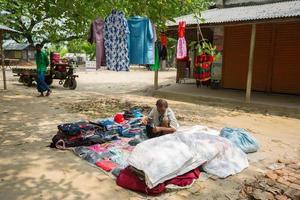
128;125;249;188
220;127;259;153
52;110;253;194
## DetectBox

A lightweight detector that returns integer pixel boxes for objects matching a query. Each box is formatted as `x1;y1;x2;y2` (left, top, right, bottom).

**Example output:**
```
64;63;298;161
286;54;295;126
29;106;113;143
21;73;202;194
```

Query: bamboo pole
0;30;6;90
245;24;256;103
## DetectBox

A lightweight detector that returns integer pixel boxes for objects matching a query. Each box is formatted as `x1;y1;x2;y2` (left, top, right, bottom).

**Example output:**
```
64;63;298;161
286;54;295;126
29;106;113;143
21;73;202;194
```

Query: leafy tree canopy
0;0;212;46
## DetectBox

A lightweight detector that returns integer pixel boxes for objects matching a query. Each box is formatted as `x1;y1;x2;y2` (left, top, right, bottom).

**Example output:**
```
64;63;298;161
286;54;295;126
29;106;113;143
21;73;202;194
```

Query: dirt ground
0;68;299;200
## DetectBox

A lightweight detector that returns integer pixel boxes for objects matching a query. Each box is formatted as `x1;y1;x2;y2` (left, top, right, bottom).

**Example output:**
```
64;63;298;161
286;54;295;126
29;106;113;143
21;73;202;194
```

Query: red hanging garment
178;21;186;38
160;33;168;47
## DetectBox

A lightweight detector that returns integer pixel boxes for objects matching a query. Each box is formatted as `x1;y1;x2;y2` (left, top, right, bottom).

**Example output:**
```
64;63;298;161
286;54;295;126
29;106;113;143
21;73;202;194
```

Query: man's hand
153;126;161;134
141;117;149;125
153;126;176;135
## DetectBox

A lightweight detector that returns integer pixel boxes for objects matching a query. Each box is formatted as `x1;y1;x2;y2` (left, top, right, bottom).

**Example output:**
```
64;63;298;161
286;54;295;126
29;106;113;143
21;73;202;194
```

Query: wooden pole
154;70;158;90
245;24;256;103
0;30;7;90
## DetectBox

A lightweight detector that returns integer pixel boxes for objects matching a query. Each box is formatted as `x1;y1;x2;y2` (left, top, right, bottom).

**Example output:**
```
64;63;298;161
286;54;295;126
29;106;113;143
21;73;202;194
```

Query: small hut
0;25;21;90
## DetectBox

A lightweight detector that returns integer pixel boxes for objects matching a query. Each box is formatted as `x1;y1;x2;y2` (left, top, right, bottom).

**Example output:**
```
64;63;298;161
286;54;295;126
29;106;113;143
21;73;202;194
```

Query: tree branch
41;35;85;45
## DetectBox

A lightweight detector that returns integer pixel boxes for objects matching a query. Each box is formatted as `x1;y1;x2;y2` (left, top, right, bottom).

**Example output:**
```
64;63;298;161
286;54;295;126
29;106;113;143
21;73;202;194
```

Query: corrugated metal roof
4;43;29;50
166;0;300;26
0;24;21;33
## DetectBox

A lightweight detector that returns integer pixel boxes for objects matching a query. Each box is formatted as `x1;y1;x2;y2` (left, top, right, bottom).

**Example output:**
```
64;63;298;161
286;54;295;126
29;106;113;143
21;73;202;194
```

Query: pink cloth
176;37;187;59
96;160;118;172
177;21;187;60
88;144;106;153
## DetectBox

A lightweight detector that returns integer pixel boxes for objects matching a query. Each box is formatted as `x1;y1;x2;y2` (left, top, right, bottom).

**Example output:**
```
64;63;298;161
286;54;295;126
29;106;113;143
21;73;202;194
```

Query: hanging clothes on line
150;24;160;71
151;23;157;63
160;33;168;60
88;18;106;70
104;10;130;71
150;43;160;71
127;16;154;65
176;21;187;60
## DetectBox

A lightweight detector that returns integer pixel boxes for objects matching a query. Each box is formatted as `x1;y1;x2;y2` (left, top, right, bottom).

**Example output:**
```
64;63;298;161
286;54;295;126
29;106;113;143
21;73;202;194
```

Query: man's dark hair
156;99;168;108
35;43;42;48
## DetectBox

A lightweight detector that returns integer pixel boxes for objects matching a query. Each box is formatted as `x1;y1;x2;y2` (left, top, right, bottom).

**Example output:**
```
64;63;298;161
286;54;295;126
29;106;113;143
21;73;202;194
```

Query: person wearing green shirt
35;44;51;97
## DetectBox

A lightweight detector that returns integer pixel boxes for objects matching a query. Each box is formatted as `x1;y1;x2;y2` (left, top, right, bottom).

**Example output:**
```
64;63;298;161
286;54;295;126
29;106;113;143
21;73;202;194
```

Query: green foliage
189;40;221;61
0;0;213;45
0;0;89;44
67;40;96;60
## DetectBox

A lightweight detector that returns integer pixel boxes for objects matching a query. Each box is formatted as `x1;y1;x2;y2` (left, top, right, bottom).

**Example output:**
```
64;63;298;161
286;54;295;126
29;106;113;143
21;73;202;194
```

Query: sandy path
0;69;299;200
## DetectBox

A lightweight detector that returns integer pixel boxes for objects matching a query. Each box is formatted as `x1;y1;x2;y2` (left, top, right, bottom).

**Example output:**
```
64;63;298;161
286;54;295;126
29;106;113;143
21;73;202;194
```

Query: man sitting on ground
141;99;179;137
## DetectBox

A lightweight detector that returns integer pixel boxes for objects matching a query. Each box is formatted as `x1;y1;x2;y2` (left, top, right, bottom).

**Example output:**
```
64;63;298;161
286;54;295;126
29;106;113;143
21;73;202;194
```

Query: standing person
141;99;179;137
35;44;51;97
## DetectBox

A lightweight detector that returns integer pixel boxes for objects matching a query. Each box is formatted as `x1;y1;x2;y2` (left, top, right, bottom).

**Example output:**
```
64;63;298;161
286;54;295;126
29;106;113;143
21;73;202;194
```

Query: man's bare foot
45;90;52;96
37;93;44;97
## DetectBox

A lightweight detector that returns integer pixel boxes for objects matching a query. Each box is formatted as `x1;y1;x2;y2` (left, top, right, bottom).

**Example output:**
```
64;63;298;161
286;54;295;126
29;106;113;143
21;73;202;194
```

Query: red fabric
194;72;211;80
116;167;200;195
208;55;215;62
116;167;165;195
51;53;60;64
95;160;118;172
68;134;82;141
178;21;186;38
165;168;200;186
160;34;168;46
114;113;125;124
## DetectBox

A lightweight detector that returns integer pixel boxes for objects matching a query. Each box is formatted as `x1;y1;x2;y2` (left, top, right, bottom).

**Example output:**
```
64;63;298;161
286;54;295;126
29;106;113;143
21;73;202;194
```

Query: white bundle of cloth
127;126;249;189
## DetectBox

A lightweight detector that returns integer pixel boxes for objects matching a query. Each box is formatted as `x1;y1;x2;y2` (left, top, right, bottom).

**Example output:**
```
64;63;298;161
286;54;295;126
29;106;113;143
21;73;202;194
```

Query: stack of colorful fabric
116;167;200;195
50;121;119;149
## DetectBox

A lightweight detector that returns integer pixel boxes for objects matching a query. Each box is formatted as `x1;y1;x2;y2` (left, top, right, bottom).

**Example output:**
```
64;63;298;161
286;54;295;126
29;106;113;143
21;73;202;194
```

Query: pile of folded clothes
50;108;145;150
50;121;119;149
116;167;200;195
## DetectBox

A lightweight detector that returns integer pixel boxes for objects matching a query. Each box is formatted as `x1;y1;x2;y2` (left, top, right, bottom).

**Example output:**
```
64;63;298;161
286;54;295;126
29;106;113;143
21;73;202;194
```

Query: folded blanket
127;134;194;188
128;126;249;188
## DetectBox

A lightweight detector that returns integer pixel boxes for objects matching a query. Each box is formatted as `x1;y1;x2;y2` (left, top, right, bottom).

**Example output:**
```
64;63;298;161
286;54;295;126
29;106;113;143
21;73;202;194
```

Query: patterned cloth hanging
104;10;130;71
